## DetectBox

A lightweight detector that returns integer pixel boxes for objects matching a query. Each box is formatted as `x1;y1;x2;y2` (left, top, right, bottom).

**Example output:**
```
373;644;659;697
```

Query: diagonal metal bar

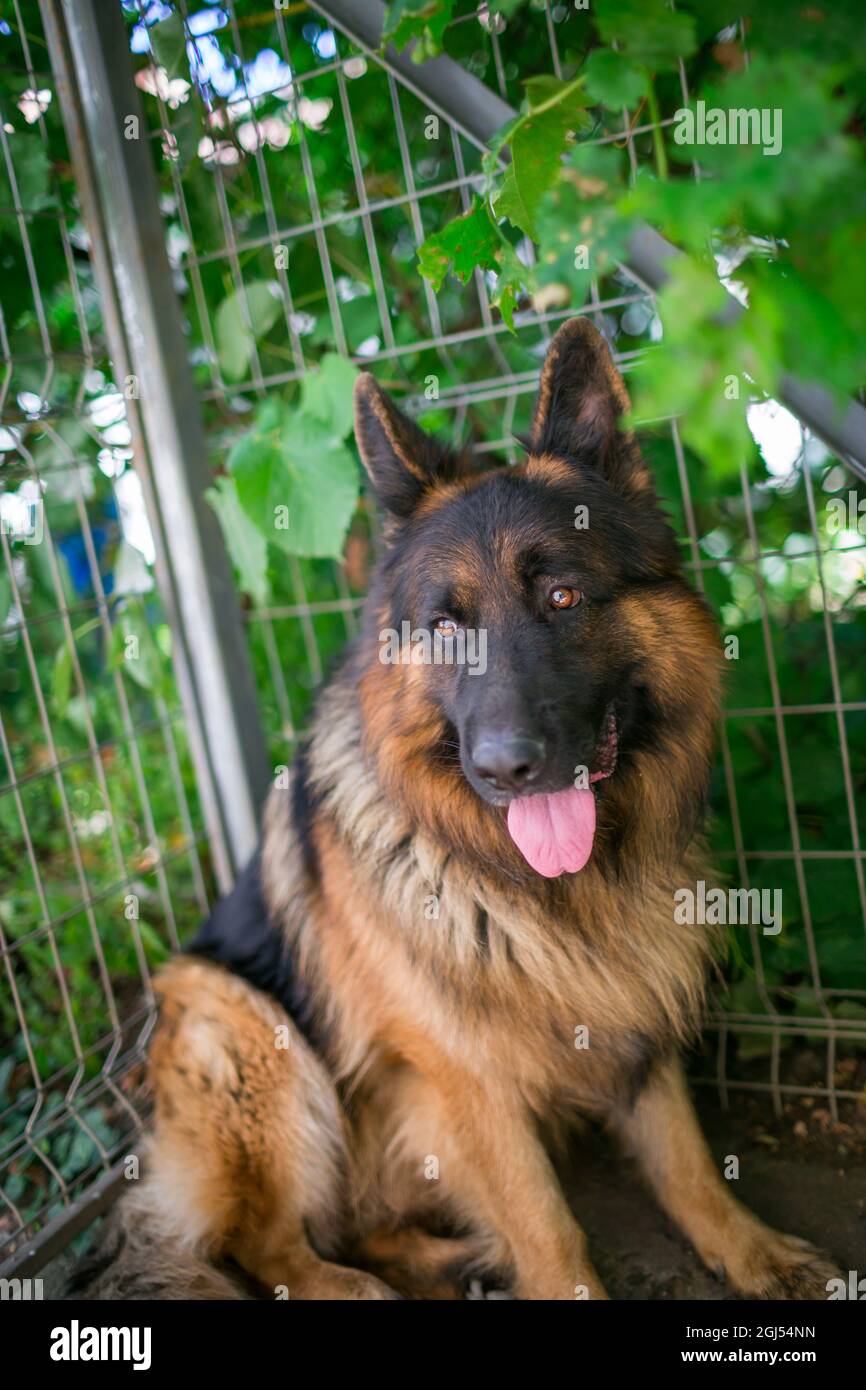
312;0;866;476
311;0;515;155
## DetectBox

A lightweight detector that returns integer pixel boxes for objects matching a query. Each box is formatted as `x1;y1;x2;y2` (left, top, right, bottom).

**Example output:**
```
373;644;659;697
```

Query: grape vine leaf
417;196;526;328
383;0;456;60
216;281;282;383
594;0;696;69
149;12;187;76
205;475;269;607
227;355;360;559
418;196;501;289
583;49;648;109
494;77;593;240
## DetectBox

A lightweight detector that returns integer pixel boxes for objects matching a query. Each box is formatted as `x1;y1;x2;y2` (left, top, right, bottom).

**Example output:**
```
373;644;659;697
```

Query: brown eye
548;586;581;610
434;617;459;636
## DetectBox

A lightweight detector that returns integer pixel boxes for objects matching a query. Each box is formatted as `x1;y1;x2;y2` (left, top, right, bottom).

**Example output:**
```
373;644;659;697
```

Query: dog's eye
434;617;459;636
548;586;581;610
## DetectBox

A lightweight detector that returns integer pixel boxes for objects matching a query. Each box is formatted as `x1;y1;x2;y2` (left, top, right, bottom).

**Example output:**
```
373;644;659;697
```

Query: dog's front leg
417;1061;608;1300
612;1054;841;1299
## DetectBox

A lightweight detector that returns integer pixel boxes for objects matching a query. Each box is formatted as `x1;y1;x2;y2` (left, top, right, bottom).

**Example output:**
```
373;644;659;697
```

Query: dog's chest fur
261;681;713;1116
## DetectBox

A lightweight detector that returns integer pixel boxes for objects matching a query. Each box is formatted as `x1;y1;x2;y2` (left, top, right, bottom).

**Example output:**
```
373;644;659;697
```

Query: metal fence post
42;0;270;891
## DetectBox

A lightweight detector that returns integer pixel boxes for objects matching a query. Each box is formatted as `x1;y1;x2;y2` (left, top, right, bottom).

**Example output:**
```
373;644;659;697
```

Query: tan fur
135;959;395;1299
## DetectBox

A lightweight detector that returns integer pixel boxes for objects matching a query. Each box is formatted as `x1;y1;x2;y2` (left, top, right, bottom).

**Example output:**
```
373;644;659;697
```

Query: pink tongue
507;785;596;878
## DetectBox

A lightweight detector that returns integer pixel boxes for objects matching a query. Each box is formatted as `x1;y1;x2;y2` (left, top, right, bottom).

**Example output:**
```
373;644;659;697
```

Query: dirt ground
564;1089;866;1300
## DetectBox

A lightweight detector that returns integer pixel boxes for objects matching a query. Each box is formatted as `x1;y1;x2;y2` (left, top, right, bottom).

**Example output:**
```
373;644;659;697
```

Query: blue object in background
56;498;119;597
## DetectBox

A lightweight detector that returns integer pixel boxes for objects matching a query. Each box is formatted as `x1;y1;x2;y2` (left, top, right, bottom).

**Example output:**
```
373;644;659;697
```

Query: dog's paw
725;1230;842;1301
283;1261;402;1300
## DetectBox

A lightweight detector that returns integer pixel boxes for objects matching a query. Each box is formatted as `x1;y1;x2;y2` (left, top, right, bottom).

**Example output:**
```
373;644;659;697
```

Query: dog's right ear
354;373;448;519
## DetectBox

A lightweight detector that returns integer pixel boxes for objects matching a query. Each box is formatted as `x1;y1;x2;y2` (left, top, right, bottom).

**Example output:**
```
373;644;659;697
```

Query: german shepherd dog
83;319;838;1300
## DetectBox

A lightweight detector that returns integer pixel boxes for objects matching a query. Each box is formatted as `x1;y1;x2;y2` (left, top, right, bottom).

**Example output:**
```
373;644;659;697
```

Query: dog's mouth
504;707;618;879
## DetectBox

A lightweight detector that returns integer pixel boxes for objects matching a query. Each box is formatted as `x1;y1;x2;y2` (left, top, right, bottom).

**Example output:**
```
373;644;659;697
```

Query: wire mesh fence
0;0;217;1270
0;0;863;1273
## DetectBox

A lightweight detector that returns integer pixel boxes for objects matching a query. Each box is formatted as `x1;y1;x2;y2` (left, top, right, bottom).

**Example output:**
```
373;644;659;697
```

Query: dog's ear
530;318;652;498
354;373;452;518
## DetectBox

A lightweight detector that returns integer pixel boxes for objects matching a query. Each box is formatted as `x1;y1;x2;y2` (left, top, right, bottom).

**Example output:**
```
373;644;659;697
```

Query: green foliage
109;598;174;699
416;193;525;327
148;11;186;76
418;75;593;315
384;0;457;61
221;354;360;562
583;49;648;110
216;281;283;382
535;143;635;296
205;476;270;607
594;0;696;69
493;76;592;240
407;0;866;472
630;258;778;472
0;130;53;211
418;194;500;288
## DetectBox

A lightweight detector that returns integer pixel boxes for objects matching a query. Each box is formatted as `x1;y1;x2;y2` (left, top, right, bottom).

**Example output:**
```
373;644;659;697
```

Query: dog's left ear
354;373;457;519
530;318;652;499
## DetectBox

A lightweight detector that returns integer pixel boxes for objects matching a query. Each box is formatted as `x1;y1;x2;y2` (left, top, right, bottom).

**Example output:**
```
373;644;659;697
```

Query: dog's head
354;319;721;878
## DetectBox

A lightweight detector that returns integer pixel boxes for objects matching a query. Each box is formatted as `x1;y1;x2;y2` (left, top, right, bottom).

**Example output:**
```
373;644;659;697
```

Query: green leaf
149;12;187;77
276;418;360;559
110;600;171;696
482;113;524;183
418;196;501;290
52;642;72;718
205;475;270;607
494;166;535;244
595;0;696;69
228;358;361;559
51;618;102;717
417;196;528;327
301;352;358;438
2;135;53;212
584;49;648;109
493;77;592;239
489;237;530;330
383;0;455;58
534;143;634;299
138;920;170;964
629;259;780;476
226;396;284;537
215;281;282;382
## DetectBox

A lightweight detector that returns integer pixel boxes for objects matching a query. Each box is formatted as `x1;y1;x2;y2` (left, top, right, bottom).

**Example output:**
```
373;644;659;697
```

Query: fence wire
0;0;863;1272
0;0;215;1271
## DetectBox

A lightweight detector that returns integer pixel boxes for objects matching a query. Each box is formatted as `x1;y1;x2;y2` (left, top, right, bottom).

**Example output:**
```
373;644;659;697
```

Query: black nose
471;733;546;792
